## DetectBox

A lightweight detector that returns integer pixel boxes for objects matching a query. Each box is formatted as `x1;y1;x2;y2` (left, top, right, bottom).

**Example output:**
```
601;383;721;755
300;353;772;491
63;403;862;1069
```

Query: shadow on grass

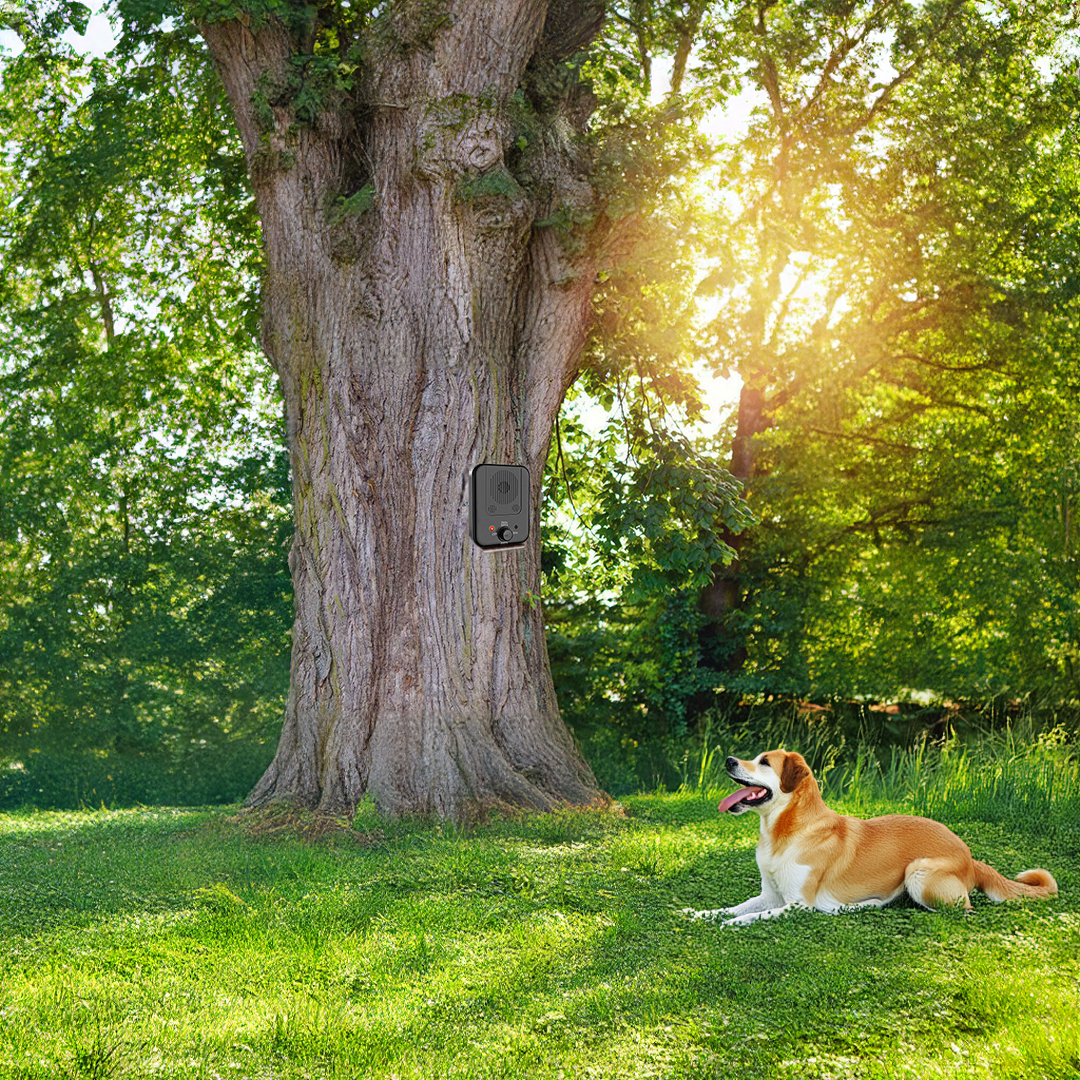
1;801;1077;1080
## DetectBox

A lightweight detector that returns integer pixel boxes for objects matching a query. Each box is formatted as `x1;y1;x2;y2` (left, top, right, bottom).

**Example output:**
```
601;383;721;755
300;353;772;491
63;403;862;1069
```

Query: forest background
2;0;1080;809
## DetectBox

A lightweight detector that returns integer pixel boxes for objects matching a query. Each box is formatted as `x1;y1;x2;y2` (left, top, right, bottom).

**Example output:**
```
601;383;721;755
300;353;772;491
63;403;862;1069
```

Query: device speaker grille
489;468;519;506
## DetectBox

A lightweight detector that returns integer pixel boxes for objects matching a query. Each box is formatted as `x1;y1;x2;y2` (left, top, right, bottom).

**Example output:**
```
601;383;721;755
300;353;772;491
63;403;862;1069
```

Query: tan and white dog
687;749;1057;926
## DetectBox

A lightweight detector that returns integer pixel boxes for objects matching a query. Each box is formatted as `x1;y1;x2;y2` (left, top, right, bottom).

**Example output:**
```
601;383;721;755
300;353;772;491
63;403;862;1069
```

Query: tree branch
801;496;936;569
839;0;968;137
534;0;606;62
797;0;905;124
806;427;921;455
753;0;785;120
199;18;294;162
892;351;1006;375
88;261;115;345
670;0;708;97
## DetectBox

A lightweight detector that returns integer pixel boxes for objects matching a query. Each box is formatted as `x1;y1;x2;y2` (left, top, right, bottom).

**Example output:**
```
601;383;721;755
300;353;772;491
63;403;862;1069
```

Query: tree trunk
201;1;608;817
697;380;767;672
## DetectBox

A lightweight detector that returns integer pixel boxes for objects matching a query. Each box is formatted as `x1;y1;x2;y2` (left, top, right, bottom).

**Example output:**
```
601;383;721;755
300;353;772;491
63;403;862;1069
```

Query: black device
470;464;530;548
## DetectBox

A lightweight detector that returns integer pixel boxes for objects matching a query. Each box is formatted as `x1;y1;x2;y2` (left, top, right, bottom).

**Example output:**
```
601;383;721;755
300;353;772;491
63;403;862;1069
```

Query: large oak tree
185;0;631;817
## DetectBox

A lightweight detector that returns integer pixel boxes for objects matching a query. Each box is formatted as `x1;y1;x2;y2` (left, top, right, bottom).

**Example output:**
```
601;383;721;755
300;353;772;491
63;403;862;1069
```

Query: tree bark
200;1;608;817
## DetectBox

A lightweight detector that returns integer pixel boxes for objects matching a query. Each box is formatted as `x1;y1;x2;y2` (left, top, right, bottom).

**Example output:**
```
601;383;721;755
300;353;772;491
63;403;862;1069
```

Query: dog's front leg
683;881;783;922
723;901;805;926
719;892;778;918
721;875;785;917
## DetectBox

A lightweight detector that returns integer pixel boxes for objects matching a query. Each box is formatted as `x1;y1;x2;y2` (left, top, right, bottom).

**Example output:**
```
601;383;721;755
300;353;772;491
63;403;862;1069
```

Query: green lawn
0;788;1077;1080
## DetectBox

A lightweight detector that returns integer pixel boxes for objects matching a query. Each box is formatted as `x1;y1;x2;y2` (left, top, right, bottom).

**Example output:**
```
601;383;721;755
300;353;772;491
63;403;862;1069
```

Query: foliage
0;14;290;805
1;743;1077;1078
544;411;753;750
690;0;1080;701
594;428;750;598
544;0;1080;757
327;181;376;223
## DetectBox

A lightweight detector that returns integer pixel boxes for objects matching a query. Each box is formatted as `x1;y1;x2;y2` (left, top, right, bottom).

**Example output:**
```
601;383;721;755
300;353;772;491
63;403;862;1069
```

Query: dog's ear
779;752;811;794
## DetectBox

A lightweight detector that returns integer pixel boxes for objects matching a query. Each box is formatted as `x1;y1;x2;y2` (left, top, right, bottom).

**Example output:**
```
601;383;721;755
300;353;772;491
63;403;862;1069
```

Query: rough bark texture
201;0;609;817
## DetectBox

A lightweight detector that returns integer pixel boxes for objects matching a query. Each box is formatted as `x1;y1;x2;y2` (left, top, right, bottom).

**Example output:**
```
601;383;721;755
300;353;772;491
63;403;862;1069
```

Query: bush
0;739;275;810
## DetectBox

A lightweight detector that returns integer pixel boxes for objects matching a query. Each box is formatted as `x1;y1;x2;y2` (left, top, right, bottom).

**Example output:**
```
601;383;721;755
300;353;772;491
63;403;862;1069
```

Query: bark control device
470;464;529;549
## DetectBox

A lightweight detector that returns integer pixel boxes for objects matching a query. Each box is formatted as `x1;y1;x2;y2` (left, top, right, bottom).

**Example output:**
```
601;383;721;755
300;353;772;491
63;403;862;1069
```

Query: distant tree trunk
698;380;766;673
201;1;608;816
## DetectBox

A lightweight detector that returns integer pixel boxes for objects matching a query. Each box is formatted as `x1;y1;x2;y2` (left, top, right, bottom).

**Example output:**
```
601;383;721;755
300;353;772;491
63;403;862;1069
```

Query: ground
0;790;1076;1079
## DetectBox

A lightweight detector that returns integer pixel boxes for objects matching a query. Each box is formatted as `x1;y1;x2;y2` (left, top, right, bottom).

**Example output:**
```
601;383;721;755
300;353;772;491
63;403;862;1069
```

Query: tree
690;0;1080;692
4;0;754;817
533;0;1080;758
188;0;628;817
0;29;294;806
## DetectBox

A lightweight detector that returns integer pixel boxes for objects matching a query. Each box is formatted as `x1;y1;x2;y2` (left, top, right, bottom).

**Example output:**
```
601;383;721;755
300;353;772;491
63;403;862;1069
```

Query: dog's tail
972;861;1057;902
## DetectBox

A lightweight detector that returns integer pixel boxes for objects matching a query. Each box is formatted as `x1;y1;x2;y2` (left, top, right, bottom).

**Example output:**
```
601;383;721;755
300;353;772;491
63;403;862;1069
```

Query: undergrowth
662;703;1080;827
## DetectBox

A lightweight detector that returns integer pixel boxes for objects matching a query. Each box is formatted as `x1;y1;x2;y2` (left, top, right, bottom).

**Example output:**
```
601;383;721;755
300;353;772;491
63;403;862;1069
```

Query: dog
685;749;1057;926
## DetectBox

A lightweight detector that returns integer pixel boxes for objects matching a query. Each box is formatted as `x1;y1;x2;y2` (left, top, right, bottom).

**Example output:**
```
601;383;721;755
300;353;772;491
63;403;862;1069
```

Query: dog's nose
725;756;738;771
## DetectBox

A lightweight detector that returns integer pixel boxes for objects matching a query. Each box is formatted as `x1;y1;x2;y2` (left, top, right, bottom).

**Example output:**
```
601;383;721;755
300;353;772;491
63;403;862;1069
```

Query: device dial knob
496;526;514;542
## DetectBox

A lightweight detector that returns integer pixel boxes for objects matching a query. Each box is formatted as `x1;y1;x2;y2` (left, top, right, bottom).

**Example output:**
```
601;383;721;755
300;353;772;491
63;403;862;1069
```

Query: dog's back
788;791;1058;912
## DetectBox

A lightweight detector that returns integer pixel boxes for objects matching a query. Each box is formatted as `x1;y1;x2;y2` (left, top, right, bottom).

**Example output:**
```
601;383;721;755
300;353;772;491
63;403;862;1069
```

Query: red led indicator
489;525;495;532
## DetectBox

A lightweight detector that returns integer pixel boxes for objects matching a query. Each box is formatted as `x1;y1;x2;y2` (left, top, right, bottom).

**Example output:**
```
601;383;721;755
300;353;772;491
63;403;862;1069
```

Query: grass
0;751;1078;1080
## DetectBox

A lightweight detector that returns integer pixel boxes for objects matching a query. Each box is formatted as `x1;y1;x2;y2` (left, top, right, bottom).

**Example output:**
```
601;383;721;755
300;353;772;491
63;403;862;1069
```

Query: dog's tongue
718;786;766;813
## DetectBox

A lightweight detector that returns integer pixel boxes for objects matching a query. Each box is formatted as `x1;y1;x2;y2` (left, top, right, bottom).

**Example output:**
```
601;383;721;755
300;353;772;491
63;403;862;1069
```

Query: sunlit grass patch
0;756;1077;1079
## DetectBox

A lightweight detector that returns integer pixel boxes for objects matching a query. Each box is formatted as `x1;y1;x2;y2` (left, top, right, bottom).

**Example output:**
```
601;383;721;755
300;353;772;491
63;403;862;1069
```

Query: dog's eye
757;758;772;770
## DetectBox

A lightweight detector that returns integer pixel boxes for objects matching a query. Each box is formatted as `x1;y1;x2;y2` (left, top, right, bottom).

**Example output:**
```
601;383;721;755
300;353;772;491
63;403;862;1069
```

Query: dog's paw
722;913;755;927
723;903;802;927
680;907;726;921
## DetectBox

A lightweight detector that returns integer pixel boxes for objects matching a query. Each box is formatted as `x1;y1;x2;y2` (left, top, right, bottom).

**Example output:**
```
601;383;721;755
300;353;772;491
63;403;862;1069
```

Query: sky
0;4;116;57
